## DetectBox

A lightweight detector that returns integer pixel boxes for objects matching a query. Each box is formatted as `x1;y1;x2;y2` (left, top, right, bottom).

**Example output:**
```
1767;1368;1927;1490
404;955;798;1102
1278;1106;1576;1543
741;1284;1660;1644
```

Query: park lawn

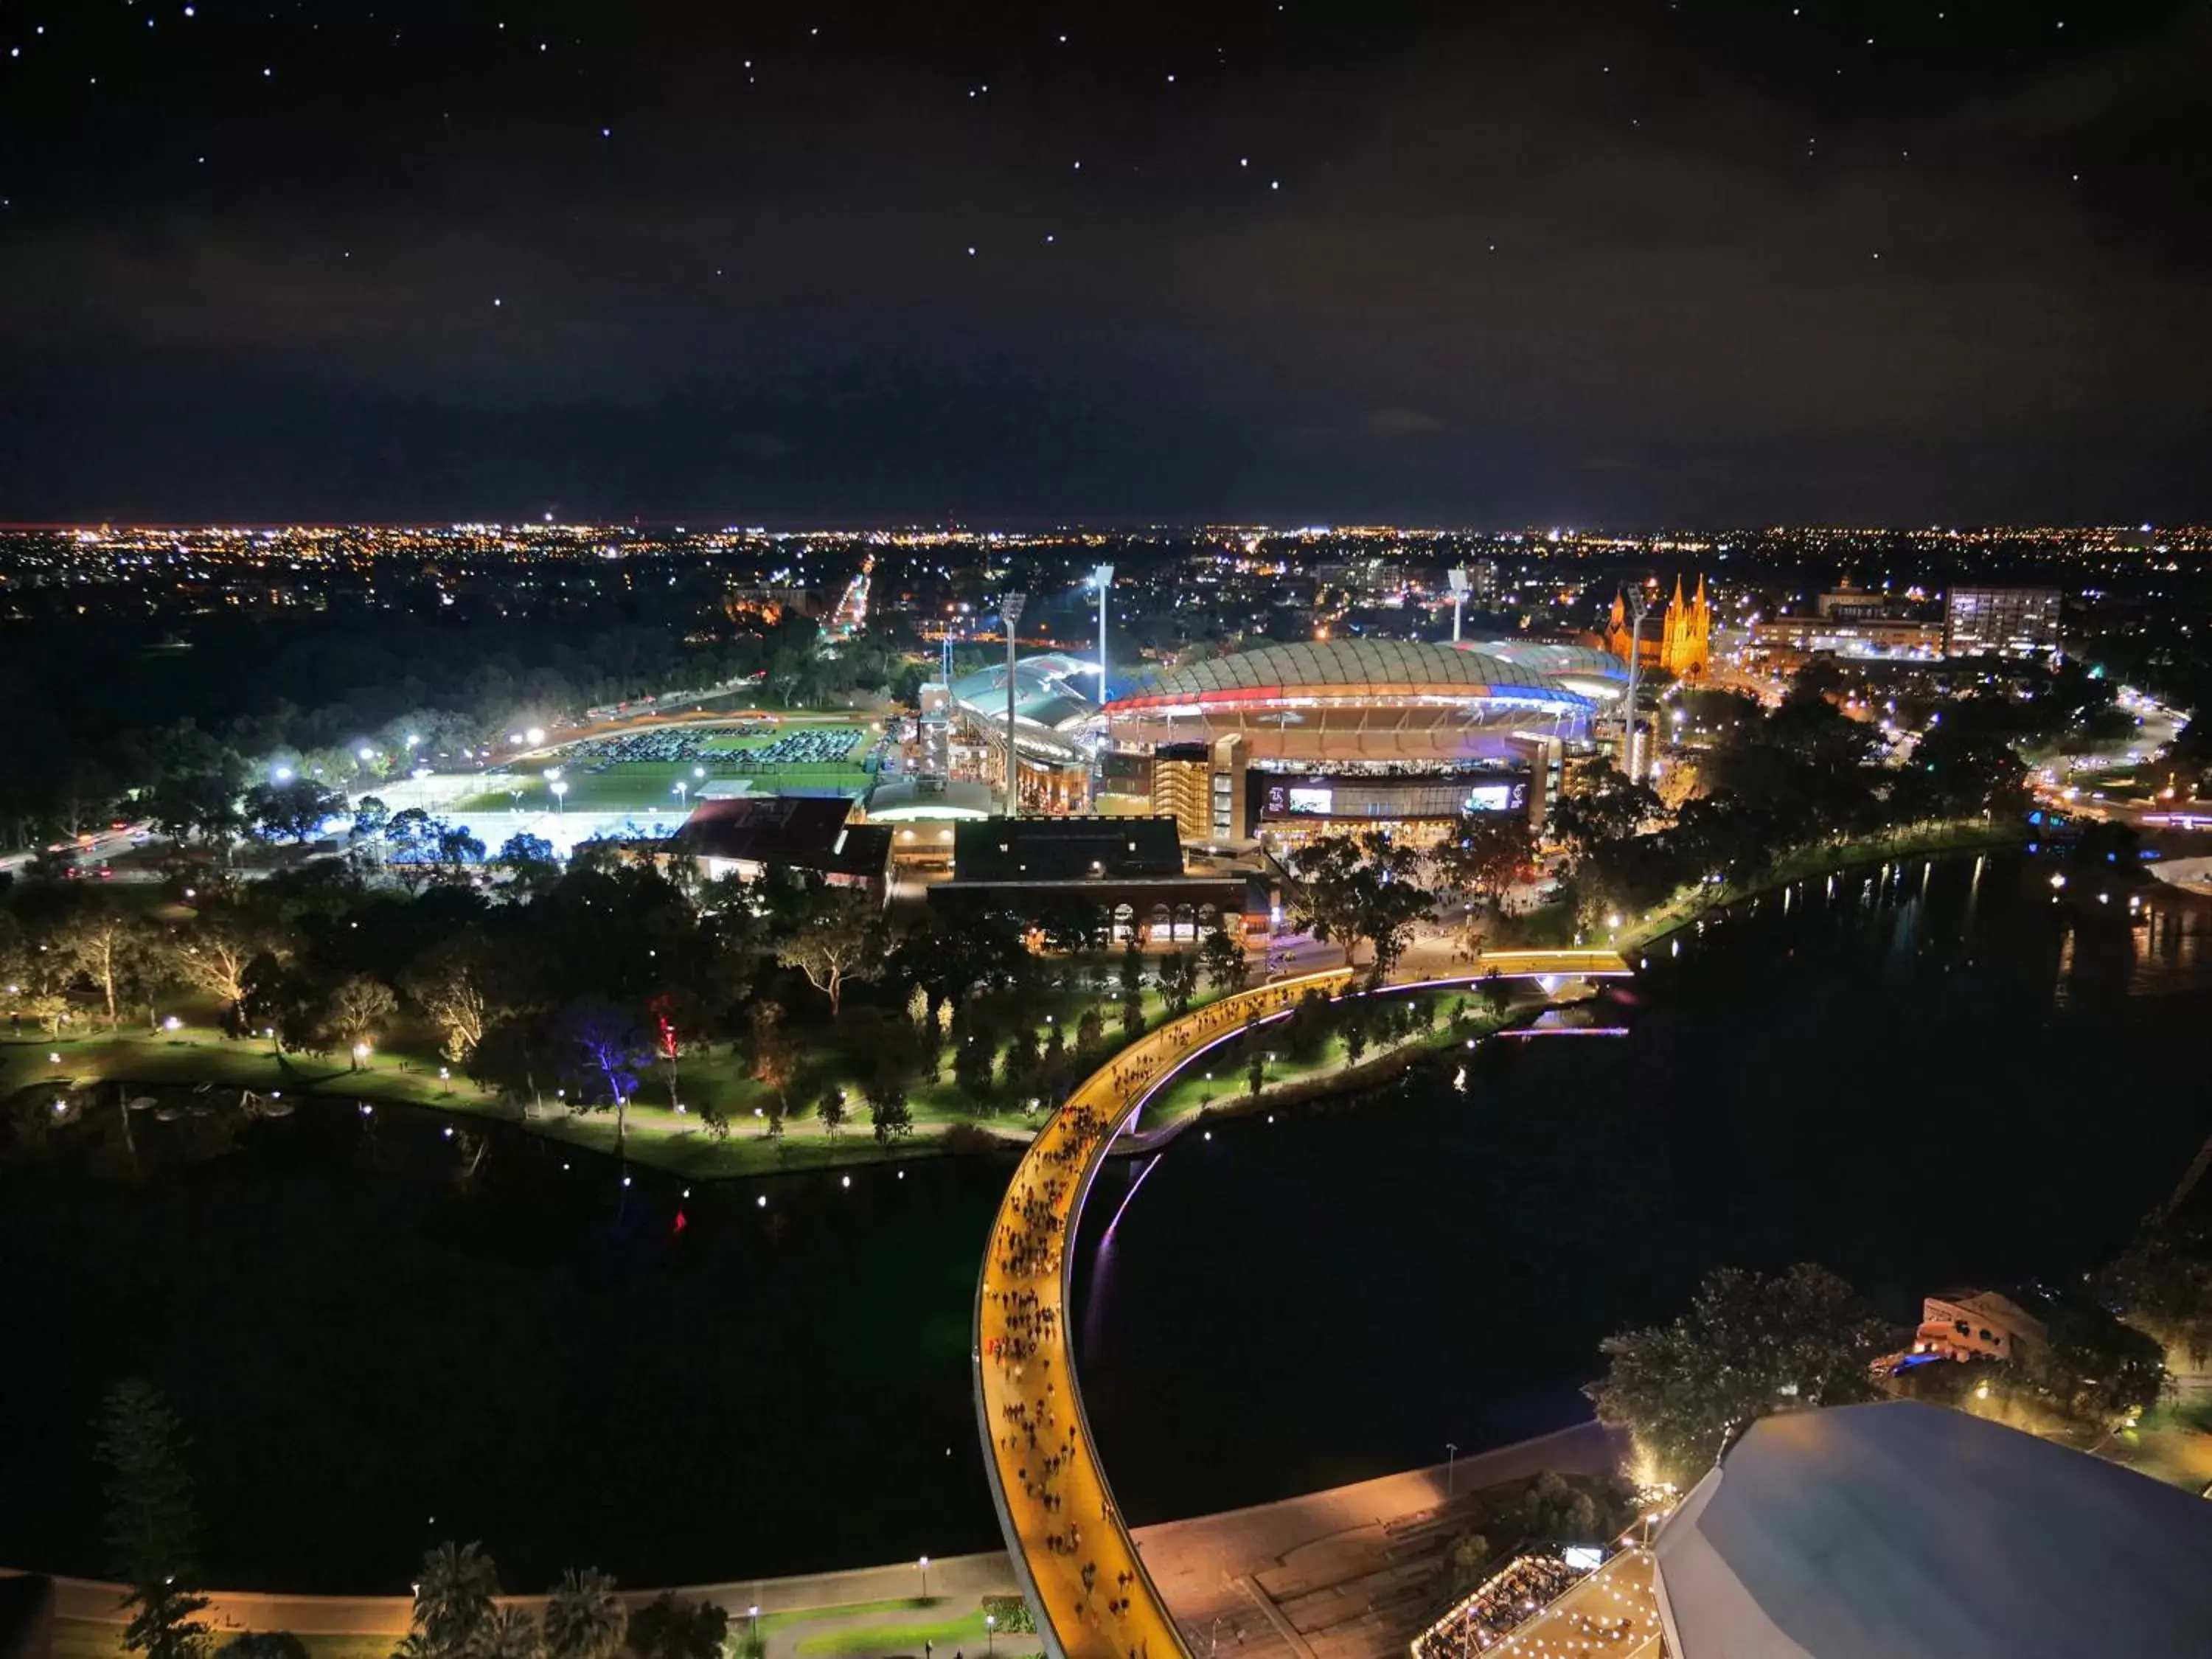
790;1607;995;1657
2;967;1253;1181
50;1622;393;1659
1133;990;1484;1133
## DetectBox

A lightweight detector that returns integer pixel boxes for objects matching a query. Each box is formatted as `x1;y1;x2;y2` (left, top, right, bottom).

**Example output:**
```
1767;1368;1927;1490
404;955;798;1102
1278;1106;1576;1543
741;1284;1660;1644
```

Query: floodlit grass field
453;723;875;813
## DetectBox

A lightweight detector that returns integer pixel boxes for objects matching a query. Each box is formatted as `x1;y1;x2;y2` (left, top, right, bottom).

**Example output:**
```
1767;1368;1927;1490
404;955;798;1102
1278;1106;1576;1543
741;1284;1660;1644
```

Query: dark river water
3;852;2207;1594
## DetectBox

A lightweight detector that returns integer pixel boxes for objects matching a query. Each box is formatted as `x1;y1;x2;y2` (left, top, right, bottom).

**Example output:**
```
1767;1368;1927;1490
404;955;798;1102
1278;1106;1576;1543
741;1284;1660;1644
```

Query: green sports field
454;723;877;814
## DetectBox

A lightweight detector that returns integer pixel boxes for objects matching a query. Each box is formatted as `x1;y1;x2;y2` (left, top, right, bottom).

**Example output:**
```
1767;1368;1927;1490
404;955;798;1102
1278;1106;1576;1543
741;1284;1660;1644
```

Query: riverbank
21;1422;1623;1659
1616;816;2027;953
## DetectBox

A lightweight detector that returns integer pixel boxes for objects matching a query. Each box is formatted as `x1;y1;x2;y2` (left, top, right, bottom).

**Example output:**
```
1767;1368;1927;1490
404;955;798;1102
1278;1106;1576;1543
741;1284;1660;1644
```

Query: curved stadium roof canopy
948;653;1102;763
1105;639;1594;764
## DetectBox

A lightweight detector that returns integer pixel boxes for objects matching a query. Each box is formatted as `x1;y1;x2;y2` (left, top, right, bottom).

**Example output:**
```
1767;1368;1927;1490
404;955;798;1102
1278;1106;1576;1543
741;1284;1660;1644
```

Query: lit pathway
972;949;1630;1659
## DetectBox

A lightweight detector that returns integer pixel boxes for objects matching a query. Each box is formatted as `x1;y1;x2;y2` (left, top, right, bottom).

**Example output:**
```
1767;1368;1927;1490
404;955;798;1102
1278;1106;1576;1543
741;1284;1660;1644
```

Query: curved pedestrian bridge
971;949;1628;1659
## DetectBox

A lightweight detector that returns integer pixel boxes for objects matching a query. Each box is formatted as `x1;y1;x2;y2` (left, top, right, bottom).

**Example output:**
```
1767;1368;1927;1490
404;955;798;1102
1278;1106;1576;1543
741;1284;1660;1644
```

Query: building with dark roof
1652;1401;2212;1658
672;795;891;894
931;816;1263;939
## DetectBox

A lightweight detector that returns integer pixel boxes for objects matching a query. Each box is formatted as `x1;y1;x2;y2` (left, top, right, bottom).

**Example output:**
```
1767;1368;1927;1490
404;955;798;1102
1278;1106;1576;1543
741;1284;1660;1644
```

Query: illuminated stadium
947;651;1101;766
1105;639;1596;764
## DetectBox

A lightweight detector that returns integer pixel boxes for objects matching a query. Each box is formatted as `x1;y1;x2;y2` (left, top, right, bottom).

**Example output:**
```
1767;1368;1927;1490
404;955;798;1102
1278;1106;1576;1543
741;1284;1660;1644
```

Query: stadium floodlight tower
1446;566;1472;643
1091;563;1115;698
999;591;1028;817
1621;588;1652;782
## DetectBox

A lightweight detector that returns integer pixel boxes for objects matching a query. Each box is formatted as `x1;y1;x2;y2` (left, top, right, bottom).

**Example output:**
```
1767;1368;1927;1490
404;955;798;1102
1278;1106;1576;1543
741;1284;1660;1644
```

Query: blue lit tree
561;996;650;1157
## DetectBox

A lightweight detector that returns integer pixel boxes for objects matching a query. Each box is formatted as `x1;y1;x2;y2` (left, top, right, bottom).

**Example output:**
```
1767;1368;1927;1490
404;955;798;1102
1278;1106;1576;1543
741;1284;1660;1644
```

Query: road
973;950;1632;1659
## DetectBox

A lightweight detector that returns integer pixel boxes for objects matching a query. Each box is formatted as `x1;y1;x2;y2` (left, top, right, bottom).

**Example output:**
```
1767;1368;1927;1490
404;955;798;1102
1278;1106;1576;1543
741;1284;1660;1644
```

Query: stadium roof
1458;640;1630;689
949;654;1102;731
863;777;998;820
1112;639;1590;707
1653;1401;2212;1659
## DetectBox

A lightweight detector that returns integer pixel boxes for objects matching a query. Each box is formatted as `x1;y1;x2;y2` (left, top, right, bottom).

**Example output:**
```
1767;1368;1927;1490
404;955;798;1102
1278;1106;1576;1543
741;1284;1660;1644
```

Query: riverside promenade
973;950;1629;1659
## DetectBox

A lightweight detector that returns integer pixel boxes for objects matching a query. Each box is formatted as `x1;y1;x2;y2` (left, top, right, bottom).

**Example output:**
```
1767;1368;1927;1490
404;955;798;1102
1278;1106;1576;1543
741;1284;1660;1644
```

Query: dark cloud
0;0;2205;523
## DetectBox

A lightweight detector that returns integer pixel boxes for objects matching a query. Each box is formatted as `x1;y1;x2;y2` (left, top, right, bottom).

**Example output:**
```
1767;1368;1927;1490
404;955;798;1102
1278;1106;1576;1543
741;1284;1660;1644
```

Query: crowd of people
977;977;1324;1658
1413;1554;1590;1658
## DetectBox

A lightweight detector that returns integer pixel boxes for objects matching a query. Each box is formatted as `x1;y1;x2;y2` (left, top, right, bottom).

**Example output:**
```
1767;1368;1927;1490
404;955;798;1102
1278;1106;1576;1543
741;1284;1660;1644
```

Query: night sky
1;0;2208;526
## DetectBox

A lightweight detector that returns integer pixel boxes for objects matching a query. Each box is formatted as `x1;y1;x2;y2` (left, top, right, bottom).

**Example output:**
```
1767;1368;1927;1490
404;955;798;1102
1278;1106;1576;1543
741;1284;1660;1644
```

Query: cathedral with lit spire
1606;575;1711;678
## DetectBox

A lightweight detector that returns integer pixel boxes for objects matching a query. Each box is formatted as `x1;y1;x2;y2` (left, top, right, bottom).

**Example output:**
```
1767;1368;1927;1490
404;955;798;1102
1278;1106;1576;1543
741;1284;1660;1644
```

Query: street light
917;1555;931;1600
1445;1441;1458;1498
552;781;568;817
1446;567;1470;643
984;1615;995;1655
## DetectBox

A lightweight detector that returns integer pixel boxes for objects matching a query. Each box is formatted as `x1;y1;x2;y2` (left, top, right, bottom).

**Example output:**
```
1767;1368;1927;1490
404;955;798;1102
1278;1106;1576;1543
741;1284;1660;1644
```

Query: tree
1282;988;1332;1064
1118;938;1145;1014
1074;1005;1105;1054
542;1569;625;1659
866;1077;913;1144
97;1379;209;1659
1587;1265;1895;1486
55;902;164;1029
476;1609;543;1659
406;1542;500;1659
349;796;391;849
775;884;883;1017
816;1085;847;1141
564;998;649;1153
953;1030;997;1103
145;754;247;850
495;832;561;895
1000;1023;1041;1095
1430;813;1536;910
1286;831;1433;973
1158;950;1197;1017
1199;925;1248;995
1444;1532;1492;1599
242;779;347;844
434;826;487;883
172;904;274;1021
1479;968;1511;1019
324;975;397;1068
748;1001;796;1120
1343;1015;1368;1064
623;1595;726;1659
404;943;493;1066
468;1011;559;1111
1547;762;1663;863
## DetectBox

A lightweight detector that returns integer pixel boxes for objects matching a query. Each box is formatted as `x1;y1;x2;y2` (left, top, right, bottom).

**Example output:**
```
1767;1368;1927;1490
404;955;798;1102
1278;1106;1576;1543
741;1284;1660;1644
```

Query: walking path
972;950;1629;1659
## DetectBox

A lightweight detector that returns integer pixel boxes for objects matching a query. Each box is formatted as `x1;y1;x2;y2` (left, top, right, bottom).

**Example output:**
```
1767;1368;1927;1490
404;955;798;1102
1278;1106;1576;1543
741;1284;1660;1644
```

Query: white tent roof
1653;1401;2212;1659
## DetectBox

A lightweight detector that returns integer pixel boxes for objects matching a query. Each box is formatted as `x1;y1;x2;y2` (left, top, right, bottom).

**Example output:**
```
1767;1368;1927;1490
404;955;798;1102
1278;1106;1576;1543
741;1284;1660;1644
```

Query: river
1;852;2205;1594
